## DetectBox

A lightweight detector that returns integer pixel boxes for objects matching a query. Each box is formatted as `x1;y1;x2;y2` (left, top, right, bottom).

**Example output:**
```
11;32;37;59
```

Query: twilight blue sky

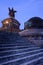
0;0;43;29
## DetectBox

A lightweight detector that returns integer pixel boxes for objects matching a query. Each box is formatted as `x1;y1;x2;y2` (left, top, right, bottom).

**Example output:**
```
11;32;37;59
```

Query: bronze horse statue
8;8;17;18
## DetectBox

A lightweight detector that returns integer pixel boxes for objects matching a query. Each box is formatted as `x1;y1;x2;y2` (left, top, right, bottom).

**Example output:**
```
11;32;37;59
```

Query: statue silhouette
8;8;17;18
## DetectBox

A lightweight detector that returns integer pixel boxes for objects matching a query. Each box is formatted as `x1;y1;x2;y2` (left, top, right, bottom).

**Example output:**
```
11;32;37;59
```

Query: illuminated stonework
1;8;20;32
6;21;9;24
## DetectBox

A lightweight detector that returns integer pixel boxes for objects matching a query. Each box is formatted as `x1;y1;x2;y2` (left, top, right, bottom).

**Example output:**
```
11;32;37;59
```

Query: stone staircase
0;31;43;65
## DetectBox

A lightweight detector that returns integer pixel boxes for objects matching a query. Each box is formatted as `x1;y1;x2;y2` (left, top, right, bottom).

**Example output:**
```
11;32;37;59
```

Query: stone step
0;49;43;65
0;47;41;58
0;45;37;49
0;43;34;47
0;46;29;51
0;38;31;42
0;46;39;50
20;57;43;65
0;47;40;53
0;42;32;45
0;45;29;48
0;48;42;59
0;43;35;47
